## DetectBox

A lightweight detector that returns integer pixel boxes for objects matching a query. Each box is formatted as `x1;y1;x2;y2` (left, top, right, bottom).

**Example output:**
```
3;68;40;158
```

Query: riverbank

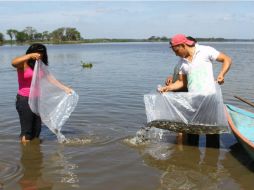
1;37;254;46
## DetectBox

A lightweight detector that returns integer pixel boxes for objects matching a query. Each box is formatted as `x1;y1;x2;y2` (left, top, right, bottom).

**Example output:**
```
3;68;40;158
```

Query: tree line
0;26;82;44
1;29;253;45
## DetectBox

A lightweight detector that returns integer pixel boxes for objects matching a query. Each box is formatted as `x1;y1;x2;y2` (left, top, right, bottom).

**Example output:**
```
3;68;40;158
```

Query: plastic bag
29;60;79;142
144;83;229;134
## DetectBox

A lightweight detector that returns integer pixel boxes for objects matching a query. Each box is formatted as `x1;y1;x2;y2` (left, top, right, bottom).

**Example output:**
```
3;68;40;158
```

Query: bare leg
176;133;183;144
21;136;30;145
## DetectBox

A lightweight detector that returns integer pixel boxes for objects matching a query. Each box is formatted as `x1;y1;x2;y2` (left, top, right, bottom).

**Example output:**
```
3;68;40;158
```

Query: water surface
0;42;254;190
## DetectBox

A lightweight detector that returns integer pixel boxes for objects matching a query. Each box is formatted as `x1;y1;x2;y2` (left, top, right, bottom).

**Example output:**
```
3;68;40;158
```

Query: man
159;34;232;147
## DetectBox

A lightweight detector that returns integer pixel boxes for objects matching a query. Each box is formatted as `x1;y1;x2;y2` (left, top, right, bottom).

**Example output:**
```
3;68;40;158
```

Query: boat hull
226;104;254;160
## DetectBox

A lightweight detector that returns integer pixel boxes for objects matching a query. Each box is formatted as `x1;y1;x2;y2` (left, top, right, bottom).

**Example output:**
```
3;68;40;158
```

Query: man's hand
165;76;173;86
158;85;171;93
216;74;224;85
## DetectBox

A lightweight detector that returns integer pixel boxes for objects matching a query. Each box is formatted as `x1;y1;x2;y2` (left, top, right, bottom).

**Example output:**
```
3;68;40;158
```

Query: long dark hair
26;43;48;69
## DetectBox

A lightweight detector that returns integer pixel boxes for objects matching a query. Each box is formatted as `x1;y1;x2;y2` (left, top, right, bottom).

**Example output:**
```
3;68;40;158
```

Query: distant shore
1;38;254;46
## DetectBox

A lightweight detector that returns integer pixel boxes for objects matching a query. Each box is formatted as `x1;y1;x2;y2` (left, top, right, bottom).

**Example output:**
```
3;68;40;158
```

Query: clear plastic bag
144;83;229;133
29;60;79;142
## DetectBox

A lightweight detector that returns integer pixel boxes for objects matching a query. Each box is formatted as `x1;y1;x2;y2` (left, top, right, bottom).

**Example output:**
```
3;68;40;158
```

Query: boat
226;104;254;160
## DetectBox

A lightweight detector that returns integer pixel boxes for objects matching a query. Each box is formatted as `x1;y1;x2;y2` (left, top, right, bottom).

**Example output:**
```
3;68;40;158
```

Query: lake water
0;42;254;190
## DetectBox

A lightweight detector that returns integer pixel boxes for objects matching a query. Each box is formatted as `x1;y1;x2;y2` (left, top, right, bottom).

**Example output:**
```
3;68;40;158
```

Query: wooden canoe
226;104;254;160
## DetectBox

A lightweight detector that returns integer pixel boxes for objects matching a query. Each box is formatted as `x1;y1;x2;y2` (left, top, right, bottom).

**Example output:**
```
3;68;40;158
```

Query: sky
0;1;253;39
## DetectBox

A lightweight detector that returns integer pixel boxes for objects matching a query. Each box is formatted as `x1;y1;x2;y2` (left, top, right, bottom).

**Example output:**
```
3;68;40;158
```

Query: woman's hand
29;53;41;60
64;87;73;95
12;53;41;69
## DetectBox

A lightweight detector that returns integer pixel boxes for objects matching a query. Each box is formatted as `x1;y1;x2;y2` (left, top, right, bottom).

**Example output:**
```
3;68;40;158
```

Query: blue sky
0;1;253;39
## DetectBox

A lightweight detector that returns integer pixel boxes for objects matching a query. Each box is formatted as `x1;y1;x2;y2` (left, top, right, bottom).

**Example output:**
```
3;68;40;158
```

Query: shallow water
0;42;254;190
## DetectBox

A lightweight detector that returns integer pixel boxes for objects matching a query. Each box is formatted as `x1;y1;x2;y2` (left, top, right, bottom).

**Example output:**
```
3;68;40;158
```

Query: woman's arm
47;74;72;94
12;53;41;69
216;52;232;84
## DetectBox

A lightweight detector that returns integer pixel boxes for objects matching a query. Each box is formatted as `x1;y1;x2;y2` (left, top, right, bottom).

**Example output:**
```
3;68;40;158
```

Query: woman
12;43;72;143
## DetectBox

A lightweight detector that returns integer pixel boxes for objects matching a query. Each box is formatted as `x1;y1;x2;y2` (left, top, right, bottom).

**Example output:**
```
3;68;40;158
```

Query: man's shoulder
197;44;216;51
196;44;220;60
196;44;219;55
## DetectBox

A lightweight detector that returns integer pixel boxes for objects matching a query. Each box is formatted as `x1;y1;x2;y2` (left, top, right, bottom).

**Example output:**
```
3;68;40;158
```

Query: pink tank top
17;66;34;97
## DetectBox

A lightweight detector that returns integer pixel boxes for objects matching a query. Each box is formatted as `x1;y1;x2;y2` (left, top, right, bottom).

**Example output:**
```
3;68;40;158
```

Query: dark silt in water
146;120;229;134
0;42;254;190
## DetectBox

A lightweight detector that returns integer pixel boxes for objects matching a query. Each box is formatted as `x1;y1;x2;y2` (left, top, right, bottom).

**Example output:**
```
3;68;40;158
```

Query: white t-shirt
172;61;182;83
179;44;220;93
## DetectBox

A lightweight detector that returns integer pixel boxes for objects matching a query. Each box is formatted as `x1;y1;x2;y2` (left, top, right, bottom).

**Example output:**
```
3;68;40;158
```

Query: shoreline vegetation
0;26;254;45
2;37;254;46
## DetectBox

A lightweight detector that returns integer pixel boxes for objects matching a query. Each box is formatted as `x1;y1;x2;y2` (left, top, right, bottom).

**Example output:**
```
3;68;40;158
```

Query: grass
81;61;93;68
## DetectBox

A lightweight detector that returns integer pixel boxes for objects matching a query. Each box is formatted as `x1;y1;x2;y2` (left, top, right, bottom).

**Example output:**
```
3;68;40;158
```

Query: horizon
1;1;253;40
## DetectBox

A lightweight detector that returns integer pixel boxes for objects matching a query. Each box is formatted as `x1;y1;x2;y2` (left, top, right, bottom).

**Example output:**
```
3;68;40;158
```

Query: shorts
16;94;41;140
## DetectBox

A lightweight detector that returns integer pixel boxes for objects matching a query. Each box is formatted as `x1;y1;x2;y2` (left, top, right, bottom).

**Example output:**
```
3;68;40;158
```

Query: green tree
16;31;29;43
148;36;159;41
0;32;4;44
51;27;65;42
51;27;82;42
34;33;42;41
161;36;168;41
6;29;18;44
42;31;50;41
65;27;81;41
23;26;37;41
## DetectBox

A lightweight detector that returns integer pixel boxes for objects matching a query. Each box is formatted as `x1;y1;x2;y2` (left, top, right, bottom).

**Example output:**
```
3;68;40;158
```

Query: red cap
170;34;195;47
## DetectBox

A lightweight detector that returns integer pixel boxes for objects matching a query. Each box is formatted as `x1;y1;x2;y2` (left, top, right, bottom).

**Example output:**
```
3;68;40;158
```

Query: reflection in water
56;151;79;187
125;124;254;190
128;127;244;190
221;143;254;190
48;146;80;188
19;140;53;190
140;143;231;190
19;140;83;189
228;143;254;171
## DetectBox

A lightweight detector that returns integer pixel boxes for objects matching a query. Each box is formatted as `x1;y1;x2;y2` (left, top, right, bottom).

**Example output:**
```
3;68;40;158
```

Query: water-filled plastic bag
144;83;229;134
29;60;79;142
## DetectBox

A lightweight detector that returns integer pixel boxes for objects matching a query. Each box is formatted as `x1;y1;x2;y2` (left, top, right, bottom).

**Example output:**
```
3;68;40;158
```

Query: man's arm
159;74;187;93
216;52;232;84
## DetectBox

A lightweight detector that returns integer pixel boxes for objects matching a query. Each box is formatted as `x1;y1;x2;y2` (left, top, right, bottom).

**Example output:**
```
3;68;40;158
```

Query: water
0;42;254;190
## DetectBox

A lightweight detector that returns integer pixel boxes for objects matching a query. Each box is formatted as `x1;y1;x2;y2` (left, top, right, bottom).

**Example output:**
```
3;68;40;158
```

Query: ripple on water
123;136;151;147
0;160;22;186
123;126;176;147
144;143;174;160
123;127;151;146
160;165;220;190
63;137;92;145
